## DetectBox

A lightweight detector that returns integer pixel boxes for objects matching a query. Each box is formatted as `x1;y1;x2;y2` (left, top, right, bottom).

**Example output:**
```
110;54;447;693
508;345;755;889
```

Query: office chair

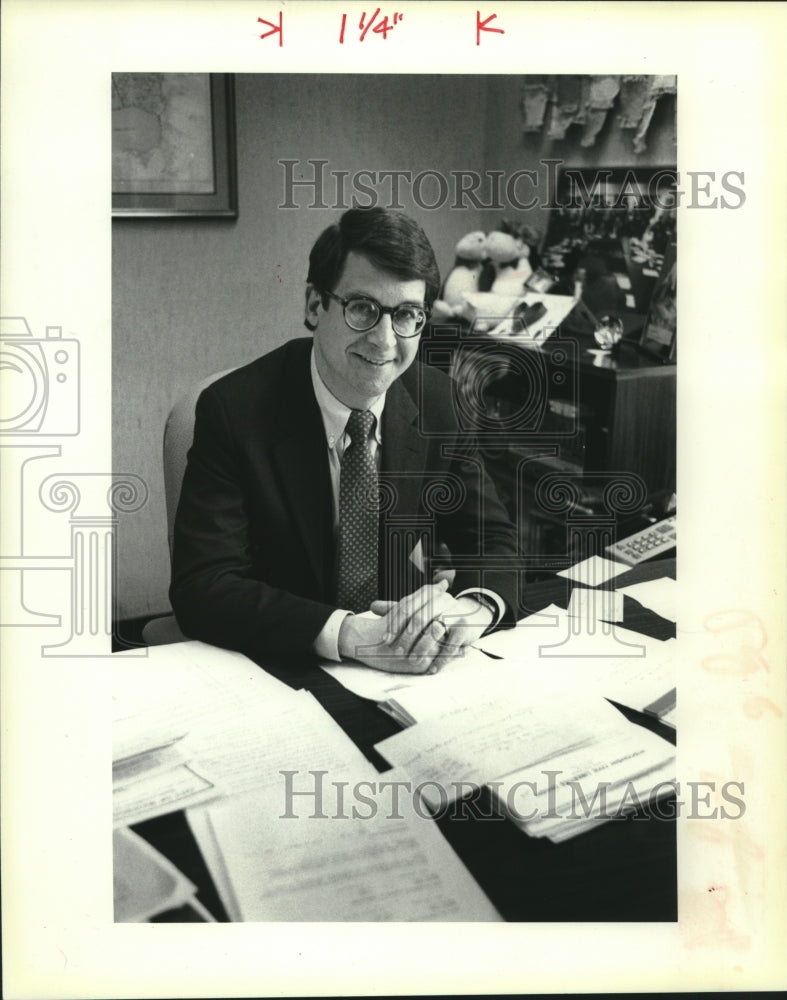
141;368;236;646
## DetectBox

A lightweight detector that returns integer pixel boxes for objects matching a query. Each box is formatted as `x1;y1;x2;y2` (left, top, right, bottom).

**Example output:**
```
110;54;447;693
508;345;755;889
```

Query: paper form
531;760;677;843
201;766;501;921
494;727;675;836
182;690;374;801
112;642;370;826
112;640;301;762
381;678;492;728
113;763;217;828
617;577;678;623
113;692;372;827
374;695;631;810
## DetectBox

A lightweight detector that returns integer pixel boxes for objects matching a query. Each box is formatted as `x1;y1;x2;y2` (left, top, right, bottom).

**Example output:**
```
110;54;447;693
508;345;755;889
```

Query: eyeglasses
320;289;428;338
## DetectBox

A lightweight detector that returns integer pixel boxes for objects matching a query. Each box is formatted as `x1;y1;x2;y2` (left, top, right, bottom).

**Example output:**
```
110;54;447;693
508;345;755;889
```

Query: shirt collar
310;348;385;450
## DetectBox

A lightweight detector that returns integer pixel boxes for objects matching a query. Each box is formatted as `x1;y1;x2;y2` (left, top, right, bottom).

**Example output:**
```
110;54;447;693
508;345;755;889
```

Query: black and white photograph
111;71;680;926
2;2;785;997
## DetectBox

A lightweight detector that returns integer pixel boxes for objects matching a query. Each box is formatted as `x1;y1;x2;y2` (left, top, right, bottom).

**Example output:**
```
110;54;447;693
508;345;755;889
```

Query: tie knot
347;409;375;442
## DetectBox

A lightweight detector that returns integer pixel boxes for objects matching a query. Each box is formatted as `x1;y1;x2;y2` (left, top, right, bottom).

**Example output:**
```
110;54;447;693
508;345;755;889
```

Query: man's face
306;251;425;410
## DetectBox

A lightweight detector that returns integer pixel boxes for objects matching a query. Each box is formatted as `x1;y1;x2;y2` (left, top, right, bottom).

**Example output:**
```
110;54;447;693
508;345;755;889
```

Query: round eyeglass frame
319;288;428;338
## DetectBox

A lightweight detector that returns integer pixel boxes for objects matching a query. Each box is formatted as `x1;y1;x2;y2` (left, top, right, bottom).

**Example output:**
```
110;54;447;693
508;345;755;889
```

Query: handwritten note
374;694;630;809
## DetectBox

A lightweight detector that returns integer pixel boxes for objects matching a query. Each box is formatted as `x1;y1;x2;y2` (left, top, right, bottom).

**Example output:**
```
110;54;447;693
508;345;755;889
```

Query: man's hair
307;207;441;311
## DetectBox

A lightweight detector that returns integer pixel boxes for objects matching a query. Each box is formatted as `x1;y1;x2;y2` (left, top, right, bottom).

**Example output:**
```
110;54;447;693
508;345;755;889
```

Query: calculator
605;515;676;567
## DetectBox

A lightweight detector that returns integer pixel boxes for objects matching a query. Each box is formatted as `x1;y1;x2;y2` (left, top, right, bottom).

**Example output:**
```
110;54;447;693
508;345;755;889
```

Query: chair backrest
163;368;237;557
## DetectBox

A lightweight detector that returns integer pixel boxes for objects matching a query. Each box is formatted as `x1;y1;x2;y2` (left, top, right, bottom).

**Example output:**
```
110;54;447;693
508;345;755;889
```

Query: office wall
113;73;489;620
114;72;679;622
479;76;678;239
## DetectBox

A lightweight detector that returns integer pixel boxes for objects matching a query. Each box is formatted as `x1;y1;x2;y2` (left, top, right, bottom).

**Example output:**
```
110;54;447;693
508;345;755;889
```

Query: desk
422;324;676;569
133;557;676;923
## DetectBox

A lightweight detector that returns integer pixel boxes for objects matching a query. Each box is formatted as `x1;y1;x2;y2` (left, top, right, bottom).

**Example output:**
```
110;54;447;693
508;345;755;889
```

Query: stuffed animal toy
440;231;488;306
431;231;488;320
487;230;533;296
499;218;543;272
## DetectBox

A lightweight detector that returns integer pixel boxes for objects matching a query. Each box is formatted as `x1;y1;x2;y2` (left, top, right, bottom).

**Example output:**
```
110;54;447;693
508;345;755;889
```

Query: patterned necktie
336;409;378;613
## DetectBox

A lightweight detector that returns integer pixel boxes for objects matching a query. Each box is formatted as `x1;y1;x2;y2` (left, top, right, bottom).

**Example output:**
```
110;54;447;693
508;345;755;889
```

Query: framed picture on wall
112;72;237;218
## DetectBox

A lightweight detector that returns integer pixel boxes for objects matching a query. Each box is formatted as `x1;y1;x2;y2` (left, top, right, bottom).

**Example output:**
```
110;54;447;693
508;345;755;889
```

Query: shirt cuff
313;608;352;662
456;588;505;630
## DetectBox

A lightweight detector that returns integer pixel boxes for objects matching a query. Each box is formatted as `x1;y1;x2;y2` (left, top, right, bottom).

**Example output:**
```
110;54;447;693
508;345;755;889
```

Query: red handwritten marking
342;9;403;43
476;11;504;45
742;695;783;719
690;822;764;861
258;13;283;46
702;653;766;675
702;609;771;676
359;8;381;41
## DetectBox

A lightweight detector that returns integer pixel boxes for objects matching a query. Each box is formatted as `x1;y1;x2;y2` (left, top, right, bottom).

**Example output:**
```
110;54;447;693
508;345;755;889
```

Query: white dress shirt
309;350;503;661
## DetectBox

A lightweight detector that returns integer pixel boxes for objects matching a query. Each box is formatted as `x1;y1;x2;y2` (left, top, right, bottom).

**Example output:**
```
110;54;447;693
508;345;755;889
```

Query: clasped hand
337;580;494;674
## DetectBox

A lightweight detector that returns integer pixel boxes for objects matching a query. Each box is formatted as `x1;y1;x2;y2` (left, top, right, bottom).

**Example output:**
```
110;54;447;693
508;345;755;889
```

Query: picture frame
112;73;237;218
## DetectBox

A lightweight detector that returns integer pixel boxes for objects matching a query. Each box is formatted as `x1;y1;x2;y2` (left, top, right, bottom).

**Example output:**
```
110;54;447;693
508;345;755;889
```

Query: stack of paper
188;764;501;922
490;726;675;842
112;641;373;826
373;691;675;843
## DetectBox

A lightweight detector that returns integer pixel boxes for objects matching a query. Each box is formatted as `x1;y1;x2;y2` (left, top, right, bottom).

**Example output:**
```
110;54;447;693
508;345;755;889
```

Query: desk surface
134;558;677;923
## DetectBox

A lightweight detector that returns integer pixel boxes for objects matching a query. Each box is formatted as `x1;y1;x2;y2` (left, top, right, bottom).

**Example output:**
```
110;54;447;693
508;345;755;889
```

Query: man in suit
171;208;520;673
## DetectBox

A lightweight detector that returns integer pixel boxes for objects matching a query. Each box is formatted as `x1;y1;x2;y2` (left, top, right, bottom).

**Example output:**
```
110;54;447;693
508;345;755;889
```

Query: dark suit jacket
170;337;520;663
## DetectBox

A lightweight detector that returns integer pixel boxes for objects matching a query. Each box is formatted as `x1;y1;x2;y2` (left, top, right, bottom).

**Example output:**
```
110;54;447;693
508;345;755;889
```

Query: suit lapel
268;349;431;599
270;346;333;595
380;373;432;599
381;373;430;517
